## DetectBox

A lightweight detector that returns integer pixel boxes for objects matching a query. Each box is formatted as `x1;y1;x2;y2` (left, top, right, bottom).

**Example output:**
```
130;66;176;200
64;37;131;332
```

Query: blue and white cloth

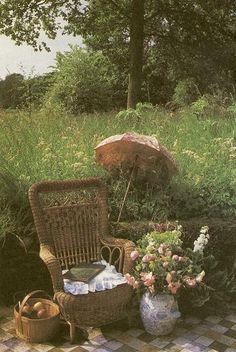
63;260;127;295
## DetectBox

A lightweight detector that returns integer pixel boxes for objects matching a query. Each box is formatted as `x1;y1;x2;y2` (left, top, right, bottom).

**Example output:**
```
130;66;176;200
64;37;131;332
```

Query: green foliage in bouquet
137;228;183;255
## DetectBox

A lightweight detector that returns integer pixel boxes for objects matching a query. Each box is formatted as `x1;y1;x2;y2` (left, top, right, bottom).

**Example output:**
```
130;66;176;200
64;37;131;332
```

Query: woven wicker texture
28;178;135;341
14;290;60;343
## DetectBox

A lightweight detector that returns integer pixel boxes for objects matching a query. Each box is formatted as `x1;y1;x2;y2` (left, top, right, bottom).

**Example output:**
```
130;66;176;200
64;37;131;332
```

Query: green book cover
63;263;106;283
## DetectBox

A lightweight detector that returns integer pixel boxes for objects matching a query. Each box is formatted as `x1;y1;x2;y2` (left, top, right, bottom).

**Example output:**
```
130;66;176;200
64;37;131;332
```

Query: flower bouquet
125;224;213;335
125;224;209;296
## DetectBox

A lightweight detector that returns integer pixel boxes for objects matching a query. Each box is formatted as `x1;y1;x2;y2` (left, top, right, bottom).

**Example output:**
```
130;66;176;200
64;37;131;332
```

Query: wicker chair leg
69;321;76;344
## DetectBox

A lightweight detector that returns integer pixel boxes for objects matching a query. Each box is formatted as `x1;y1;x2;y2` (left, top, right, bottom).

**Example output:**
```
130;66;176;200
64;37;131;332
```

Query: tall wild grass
0;107;235;240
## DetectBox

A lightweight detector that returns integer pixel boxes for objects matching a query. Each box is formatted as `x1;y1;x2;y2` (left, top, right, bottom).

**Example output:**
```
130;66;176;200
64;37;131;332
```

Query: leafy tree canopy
0;1;234;51
0;0;235;105
0;72;53;109
0;73;25;108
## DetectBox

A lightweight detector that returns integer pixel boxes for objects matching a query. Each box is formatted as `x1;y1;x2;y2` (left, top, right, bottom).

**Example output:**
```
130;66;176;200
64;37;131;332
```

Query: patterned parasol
95;132;177;222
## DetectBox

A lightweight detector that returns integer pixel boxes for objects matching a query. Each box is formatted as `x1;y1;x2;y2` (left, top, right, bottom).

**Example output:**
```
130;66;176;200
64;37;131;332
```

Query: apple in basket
36;309;48;319
21;304;33;317
32;302;44;312
21;301;47;319
32;302;48;319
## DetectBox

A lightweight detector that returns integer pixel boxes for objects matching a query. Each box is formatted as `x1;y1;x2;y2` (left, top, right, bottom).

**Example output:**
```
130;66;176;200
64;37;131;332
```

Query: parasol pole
117;156;137;223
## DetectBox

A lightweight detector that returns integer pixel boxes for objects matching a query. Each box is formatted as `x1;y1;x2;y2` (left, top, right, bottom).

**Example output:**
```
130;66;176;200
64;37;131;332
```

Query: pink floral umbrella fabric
95;132;177;185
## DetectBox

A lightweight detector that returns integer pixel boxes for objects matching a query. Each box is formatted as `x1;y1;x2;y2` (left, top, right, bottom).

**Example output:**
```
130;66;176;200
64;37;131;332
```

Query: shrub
190;94;233;119
45;46;124;114
190;96;210;117
24;72;54;110
0;72;53;111
173;78;201;107
0;74;27;109
116;102;156;125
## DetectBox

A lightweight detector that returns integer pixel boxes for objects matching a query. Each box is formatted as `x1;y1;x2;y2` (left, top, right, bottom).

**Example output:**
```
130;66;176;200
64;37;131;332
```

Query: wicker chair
28;177;135;342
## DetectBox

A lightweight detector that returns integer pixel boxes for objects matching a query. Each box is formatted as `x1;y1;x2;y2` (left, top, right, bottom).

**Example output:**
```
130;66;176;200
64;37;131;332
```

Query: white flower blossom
193;226;210;254
177;224;183;231
200;226;209;235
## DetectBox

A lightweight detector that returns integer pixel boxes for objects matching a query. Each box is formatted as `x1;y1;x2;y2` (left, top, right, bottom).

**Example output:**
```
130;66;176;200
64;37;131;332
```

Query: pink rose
141;272;156;287
163;261;169;268
159;243;168;250
162;243;168;250
172;255;179;261
168;282;181;294
125;274;140;289
178;256;184;262
140;272;149;281
144;277;156;287
142;254;156;263
130;250;140;261
133;281;139;289
125;273;135;286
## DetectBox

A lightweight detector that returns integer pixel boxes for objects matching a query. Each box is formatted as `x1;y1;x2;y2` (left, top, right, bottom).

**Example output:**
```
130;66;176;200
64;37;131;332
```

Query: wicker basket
14;290;60;343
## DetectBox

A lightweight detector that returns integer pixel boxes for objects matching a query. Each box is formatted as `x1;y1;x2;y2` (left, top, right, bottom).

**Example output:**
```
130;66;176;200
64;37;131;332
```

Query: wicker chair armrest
40;245;64;292
100;237;135;274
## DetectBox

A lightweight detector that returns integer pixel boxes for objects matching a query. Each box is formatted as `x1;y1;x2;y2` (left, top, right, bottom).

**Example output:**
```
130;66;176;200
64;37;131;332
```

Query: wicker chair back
29;178;109;269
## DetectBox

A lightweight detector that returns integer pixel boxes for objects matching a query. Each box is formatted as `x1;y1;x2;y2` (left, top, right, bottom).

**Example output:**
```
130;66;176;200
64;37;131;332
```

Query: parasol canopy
95;132;177;222
95;132;177;185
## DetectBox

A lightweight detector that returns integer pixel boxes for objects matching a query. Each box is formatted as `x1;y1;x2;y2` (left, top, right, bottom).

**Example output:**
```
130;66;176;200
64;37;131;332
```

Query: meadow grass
0;107;235;233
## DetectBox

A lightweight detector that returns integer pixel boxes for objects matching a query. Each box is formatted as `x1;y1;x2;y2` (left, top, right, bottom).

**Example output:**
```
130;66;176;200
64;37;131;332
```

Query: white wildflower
177;224;183;232
200;226;209;235
193;226;210;254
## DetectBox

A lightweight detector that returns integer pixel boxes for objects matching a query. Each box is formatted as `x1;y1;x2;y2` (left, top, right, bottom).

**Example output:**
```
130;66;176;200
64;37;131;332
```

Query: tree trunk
127;0;144;109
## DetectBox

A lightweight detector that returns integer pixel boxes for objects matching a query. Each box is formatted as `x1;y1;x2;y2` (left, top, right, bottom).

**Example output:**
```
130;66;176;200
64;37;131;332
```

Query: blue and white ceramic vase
140;292;181;336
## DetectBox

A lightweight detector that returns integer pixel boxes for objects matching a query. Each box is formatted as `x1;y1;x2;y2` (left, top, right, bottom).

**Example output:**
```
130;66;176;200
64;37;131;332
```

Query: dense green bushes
0;72;53;110
45;47;126;114
172;79;201;107
1;41;236;114
0;74;26;109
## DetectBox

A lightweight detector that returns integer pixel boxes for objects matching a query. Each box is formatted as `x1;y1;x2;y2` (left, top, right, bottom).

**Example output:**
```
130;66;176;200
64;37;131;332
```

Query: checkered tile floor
0;305;236;352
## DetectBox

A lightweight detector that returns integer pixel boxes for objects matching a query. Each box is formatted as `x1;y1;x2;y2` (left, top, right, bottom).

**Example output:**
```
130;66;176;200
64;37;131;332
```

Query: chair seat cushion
63;260;127;295
55;282;133;327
